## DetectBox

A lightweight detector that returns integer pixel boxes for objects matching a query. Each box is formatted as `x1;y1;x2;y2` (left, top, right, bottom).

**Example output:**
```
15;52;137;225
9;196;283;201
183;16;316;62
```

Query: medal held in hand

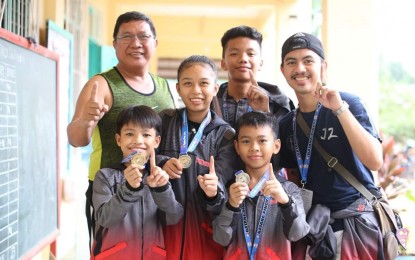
131;153;147;167
235;170;250;184
121;150;146;167
179;154;192;168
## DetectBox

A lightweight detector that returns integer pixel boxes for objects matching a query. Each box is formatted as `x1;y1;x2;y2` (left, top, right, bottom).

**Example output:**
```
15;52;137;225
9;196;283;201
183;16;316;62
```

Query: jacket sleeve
150;183;184;225
93;169;145;228
212;203;240;246
198;179;226;215
280;181;310;241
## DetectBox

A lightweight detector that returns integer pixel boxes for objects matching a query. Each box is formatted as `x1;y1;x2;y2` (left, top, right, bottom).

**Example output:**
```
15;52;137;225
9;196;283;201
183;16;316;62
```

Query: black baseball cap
281;32;325;62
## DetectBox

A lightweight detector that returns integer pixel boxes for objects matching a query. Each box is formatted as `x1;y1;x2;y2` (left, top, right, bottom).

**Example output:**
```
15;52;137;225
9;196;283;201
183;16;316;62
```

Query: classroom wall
37;0;379;113
84;0;312;96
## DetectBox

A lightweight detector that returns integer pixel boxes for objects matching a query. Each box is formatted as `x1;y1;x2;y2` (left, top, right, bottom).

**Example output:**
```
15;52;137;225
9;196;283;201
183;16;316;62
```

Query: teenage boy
218;25;294;128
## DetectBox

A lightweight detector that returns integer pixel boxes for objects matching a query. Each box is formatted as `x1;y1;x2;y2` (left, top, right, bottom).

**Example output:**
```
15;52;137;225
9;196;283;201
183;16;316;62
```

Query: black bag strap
298;113;407;248
296;112;376;201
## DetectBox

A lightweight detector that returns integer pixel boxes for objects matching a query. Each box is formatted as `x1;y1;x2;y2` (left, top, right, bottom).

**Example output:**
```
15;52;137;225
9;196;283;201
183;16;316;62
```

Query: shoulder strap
297;112;376;201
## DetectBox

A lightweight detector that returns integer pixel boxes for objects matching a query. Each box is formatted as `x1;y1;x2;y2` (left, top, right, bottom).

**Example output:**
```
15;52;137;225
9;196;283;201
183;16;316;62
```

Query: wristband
332;101;349;116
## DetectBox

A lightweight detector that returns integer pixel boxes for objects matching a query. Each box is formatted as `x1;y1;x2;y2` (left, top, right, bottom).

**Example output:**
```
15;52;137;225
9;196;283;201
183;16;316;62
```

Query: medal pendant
131;153;147;166
235;170;250;184
179;154;192;168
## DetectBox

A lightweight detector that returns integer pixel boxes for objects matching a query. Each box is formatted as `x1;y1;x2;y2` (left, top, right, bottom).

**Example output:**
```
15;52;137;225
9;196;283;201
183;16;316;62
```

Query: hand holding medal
123;153;145;189
121;150;147;167
228;170;250;208
131;152;147;167
235;170;250;185
178;154;192;168
121;150;147;188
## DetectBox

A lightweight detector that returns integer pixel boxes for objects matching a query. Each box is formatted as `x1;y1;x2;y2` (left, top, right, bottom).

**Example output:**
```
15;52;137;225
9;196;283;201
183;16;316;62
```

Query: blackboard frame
0;28;60;259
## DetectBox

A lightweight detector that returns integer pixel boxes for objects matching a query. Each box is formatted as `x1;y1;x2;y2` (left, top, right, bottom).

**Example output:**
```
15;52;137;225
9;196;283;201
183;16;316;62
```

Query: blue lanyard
241;196;270;260
248;170;270;198
292;103;322;186
221;89;252;123
121;150;138;163
180;109;211;155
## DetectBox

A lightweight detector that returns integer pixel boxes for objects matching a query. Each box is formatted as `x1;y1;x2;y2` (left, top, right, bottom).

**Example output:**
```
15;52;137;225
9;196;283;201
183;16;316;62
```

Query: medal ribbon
180;109;211;155
241;196;270;260
121;150;138;163
292;103;322;185
222;89;252;123
248;170;270;198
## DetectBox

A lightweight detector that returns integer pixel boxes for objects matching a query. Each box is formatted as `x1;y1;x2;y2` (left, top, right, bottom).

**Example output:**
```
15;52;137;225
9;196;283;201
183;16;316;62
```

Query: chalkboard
0;29;59;259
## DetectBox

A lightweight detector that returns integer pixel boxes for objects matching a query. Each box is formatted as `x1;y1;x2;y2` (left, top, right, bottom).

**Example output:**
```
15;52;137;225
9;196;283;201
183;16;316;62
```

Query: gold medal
131;153;147;166
235;170;250;184
179;154;192;168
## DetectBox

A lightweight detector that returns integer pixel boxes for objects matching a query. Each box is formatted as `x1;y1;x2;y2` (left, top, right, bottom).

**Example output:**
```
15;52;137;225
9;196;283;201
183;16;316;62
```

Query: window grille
0;0;36;41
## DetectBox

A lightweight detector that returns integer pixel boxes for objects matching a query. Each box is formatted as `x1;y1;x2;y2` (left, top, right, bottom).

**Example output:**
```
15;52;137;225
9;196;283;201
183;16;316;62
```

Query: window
0;0;34;40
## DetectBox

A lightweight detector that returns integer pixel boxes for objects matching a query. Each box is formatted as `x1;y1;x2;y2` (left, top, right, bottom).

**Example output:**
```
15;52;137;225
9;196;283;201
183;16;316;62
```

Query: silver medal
235;170;250;184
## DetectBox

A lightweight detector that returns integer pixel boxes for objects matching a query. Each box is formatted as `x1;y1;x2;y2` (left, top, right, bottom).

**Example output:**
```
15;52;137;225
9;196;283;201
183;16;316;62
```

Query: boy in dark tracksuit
217;25;294;171
218;25;294;127
158;55;236;260
92;106;183;260
213;112;309;260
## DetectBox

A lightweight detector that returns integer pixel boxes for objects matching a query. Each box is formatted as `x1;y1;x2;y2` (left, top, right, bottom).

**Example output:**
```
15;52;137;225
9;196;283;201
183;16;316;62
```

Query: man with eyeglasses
67;11;176;251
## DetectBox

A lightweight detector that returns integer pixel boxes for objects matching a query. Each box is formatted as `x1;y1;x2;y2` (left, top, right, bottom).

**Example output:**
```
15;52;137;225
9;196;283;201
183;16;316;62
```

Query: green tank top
88;67;175;180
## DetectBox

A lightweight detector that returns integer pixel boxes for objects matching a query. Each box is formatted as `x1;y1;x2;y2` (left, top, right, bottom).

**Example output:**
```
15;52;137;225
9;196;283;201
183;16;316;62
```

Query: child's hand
197;156;218;198
147;149;169;187
124;161;145;189
162;158;183;179
262;163;289;204
247;70;270;113
228;182;249;208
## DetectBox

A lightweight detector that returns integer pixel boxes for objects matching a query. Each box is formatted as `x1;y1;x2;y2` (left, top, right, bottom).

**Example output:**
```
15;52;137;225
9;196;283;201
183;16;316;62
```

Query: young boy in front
91;105;183;260
213;111;309;259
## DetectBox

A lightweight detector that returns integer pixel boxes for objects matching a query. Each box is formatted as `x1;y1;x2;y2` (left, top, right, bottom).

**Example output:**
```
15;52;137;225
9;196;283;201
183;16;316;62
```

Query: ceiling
118;3;273;18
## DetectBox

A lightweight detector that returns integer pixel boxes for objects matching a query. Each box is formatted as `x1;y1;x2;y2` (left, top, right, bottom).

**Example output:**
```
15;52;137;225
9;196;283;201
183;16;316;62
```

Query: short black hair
177;55;218;82
234;111;279;139
220;25;263;58
113;11;156;40
116;105;162;136
176;55;223;117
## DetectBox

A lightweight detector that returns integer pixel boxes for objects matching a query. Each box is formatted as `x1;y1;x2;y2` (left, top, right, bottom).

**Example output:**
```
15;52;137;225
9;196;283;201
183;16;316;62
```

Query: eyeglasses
116;34;153;44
